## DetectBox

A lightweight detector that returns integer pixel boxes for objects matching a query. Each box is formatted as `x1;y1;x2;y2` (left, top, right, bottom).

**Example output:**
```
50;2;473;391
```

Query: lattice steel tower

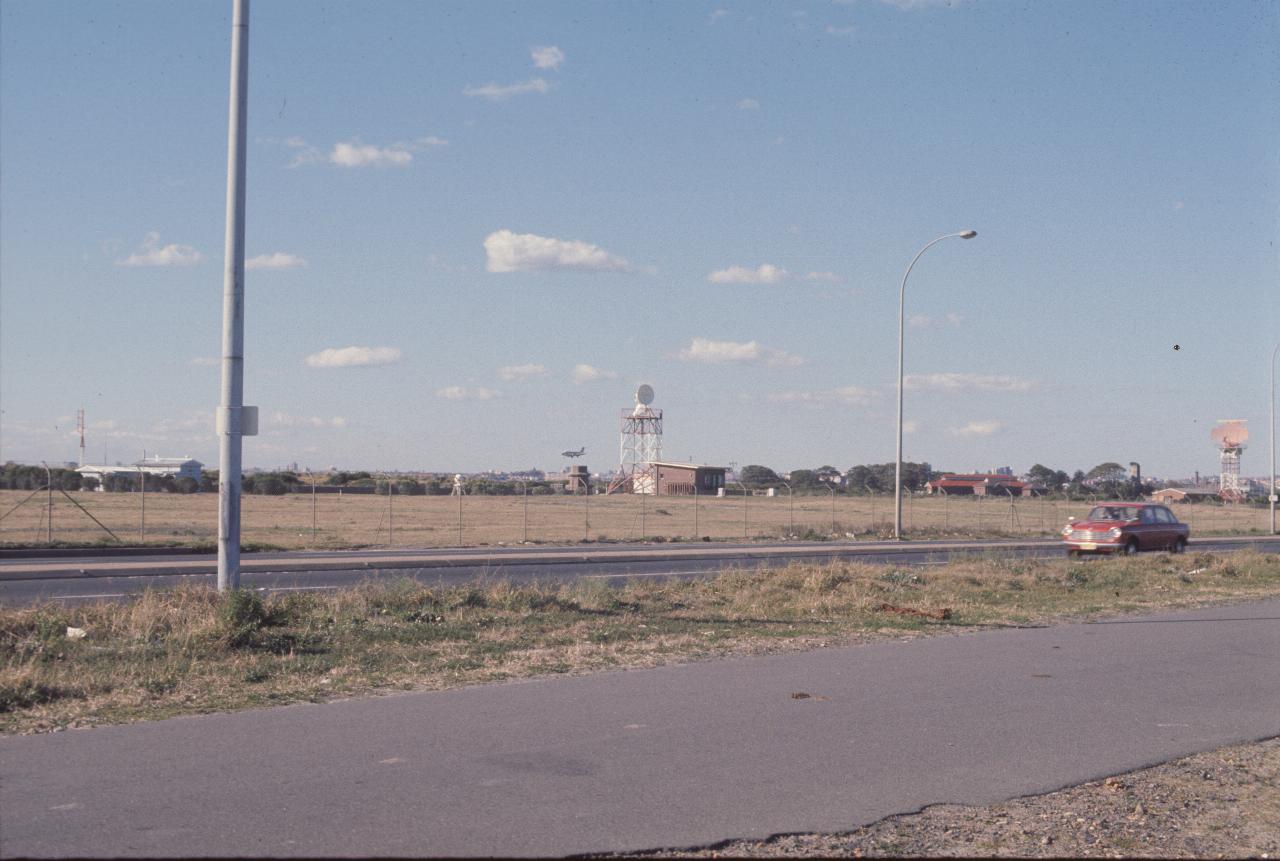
611;384;662;494
1212;420;1248;502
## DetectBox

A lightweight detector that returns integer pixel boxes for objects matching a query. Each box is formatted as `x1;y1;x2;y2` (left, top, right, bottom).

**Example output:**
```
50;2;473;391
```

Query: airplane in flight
561;446;586;458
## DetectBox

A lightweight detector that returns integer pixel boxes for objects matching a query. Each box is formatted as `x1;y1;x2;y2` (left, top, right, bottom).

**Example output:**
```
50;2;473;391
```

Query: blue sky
2;0;1277;480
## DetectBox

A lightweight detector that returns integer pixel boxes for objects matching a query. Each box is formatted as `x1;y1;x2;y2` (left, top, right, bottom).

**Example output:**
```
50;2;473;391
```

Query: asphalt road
2;536;1278;605
2;598;1278;858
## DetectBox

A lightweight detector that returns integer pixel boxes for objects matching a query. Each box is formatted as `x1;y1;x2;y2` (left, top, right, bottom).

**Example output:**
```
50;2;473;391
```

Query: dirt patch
635;737;1280;858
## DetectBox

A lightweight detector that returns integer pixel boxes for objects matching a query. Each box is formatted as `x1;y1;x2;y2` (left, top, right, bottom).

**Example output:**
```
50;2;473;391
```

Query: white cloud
499;363;549;381
305;346;402;368
825;25;856;36
463;78;550;100
767;385;876;406
677;337;805;367
484;229;631;273
436;386;500;401
738;98;760;110
908;312;963;329
707;263;788;284
571;364;618;384
285;137;323;168
876;0;961;8
904;373;1034;392
531;46;565;70
283;136;443;168
330;140;413;167
948;420;1002;437
246;252;307;270
804;271;840;282
270;411;348;429
117;232;203;267
709;8;729;22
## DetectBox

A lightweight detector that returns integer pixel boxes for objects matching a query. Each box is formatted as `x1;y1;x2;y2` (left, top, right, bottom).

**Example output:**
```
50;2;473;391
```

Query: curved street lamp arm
895;230;977;540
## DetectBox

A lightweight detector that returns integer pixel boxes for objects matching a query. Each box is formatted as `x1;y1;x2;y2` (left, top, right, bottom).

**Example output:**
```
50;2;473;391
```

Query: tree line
735;460;1163;501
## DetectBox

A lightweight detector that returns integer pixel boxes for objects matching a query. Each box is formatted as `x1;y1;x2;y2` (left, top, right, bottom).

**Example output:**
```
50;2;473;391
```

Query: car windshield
1086;506;1141;522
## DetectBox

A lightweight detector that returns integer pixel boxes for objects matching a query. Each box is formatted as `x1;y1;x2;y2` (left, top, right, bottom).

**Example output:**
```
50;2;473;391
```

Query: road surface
2;535;1278;605
2;598;1277;857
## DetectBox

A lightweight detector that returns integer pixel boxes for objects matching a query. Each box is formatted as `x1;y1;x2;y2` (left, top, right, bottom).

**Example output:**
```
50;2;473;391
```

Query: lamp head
958;230;977;239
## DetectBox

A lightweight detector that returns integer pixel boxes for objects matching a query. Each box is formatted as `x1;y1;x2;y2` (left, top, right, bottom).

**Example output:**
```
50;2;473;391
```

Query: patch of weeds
141;676;179;695
880;570;925;588
1066;568;1090;587
217;590;268;648
241;667;270;684
445;588;488;610
0;678;80;712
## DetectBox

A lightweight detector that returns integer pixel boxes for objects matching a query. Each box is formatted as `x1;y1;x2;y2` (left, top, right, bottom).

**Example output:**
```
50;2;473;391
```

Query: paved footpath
3;600;1279;858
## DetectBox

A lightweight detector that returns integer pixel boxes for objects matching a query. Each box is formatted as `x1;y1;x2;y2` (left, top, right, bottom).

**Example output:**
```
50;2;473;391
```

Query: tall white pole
217;0;249;591
895;230;977;539
1271;341;1278;534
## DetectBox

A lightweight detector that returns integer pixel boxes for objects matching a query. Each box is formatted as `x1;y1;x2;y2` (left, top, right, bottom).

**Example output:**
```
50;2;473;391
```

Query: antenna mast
609;384;662;494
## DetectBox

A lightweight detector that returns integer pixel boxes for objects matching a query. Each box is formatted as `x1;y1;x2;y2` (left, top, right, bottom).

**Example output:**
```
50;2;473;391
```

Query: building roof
649;461;726;471
133;457;201;467
927;474;1029;489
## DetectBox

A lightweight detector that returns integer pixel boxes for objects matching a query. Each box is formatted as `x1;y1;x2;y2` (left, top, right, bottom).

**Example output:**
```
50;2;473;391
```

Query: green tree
789;469;821;489
1027;464;1069;493
740;464;780;489
1087;462;1126;483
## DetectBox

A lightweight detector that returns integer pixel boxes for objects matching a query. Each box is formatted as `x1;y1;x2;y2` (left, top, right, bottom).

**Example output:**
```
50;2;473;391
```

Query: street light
1271;342;1279;534
895;230;977;539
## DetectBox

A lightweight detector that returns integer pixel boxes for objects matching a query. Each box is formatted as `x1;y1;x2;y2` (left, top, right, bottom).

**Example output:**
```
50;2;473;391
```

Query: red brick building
924;473;1032;496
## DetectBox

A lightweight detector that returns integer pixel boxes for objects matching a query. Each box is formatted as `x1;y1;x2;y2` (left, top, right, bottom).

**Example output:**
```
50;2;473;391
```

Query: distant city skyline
2;1;1277;480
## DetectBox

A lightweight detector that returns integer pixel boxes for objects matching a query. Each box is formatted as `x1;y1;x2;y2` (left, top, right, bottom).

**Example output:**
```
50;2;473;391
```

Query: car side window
1157;507;1177;524
1140;508;1156;524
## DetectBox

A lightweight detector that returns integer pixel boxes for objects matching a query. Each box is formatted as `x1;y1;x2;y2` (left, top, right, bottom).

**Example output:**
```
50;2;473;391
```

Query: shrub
218;590;268;647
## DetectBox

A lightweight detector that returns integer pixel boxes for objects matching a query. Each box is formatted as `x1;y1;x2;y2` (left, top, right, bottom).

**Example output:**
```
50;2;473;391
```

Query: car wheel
1172;537;1187;554
1121;539;1139;556
1067;549;1080;558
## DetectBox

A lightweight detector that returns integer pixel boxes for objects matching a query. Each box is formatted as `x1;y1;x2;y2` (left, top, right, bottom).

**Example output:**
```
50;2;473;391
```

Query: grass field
2;551;1277;734
2;488;1275;551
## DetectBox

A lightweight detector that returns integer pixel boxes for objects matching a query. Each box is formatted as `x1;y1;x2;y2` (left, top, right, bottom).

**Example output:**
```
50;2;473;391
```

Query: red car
1061;502;1189;556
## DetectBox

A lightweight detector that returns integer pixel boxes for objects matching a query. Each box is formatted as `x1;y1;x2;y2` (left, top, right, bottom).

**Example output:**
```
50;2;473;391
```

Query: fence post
42;463;53;543
583;485;589;542
735;481;748;539
827;485;836;535
309;471;317;547
138;465;145;543
458;488;464;546
693;484;699;540
519;482;528;543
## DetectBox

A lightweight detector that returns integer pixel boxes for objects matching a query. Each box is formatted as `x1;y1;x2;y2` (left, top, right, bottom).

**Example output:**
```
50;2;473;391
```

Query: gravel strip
630;737;1279;858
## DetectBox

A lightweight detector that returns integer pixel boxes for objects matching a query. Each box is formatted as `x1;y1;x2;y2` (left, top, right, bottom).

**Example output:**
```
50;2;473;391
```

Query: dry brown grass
2;489;1273;550
2;550;1277;734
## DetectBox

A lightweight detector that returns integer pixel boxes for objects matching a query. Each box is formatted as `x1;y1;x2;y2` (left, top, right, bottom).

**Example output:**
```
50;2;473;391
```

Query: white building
77;456;203;490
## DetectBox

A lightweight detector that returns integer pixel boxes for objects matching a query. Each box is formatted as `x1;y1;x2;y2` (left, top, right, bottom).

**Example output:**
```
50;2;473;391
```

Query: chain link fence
2;487;1274;549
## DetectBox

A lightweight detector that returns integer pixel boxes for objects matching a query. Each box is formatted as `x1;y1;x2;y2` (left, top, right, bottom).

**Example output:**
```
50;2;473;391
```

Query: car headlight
1108;527;1122;538
1061;525;1073;536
